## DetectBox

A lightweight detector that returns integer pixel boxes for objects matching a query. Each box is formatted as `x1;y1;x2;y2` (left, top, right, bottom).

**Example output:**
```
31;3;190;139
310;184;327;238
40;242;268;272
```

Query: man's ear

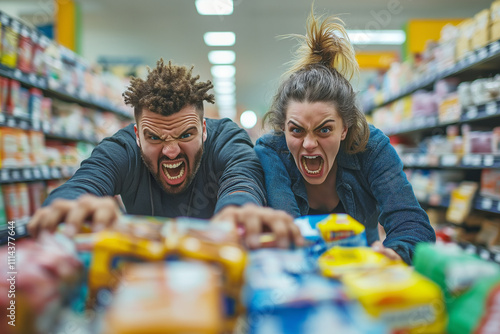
202;118;207;142
134;124;141;147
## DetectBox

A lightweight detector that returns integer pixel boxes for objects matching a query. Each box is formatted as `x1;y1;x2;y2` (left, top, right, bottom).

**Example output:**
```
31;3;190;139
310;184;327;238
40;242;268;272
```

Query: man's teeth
162;162;185;180
301;156;323;174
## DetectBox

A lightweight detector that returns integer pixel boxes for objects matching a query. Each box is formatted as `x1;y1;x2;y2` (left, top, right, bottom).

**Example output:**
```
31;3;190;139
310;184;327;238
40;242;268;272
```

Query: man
28;60;303;249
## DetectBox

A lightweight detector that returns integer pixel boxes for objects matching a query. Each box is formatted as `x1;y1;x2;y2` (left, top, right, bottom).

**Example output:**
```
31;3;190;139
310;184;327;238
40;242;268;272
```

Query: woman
254;11;435;264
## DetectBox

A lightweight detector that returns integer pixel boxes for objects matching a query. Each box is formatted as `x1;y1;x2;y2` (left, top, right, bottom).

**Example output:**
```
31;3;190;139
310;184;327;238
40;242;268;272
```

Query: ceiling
1;0;497;119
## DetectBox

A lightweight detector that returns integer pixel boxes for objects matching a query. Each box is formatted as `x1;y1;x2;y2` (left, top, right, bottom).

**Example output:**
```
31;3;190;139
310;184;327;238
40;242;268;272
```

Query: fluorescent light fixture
208;50;235;64
216;94;236;106
204;32;235;46
214;85;236;95
195;0;233;16
240;110;257;129
211;65;235;78
219;107;237;119
346;30;406;45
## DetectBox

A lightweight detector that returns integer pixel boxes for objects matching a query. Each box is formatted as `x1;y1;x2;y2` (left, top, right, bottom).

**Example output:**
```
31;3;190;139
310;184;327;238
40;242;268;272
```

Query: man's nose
162;141;181;159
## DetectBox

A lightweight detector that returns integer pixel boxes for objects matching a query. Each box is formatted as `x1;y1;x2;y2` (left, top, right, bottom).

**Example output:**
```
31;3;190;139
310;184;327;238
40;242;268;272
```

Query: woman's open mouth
301;155;324;176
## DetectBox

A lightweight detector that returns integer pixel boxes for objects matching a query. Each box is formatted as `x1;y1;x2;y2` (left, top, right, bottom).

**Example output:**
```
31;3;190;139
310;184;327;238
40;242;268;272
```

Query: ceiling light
214;85;236;95
204;32;235;46
219;107;237;119
211;65;235;78
346;30;406;45
240;110;257;129
208;50;235;64
195;0;233;16
216;94;236;106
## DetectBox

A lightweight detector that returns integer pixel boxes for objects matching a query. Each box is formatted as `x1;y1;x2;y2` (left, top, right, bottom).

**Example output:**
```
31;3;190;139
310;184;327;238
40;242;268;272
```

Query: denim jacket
255;125;435;264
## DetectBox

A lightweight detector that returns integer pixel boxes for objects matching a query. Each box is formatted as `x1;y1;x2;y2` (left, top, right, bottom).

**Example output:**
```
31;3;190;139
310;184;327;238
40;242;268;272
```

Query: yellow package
342;266;447;334
318;247;403;278
316;213;366;242
103;262;224;334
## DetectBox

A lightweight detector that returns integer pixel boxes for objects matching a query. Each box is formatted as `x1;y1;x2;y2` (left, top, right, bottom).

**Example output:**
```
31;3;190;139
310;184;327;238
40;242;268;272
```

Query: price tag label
482;197;493;210
0;113;4;124
51;167;61;179
32;167;41;179
29;73;37;85
477;48;488;60
32;119;40;131
497;201;500;212
7;117;15;127
40;165;50;178
1;169;9;181
22;168;32;180
42;121;51;133
480;249;490;260
463;154;482;166
415;117;425;128
19;120;28;129
484;155;494;167
486;102;497;115
466;53;477;65
495;253;500;263
490;41;500;55
17;223;26;236
466;106;478;119
417;154;427;166
442;154;459;166
14;69;22;79
12;170;20;180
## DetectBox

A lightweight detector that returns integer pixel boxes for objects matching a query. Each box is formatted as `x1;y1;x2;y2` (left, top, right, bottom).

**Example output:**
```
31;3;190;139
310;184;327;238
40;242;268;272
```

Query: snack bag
342;265;447;334
318;247;403;279
294;214;367;257
447;274;500;334
414;243;500;306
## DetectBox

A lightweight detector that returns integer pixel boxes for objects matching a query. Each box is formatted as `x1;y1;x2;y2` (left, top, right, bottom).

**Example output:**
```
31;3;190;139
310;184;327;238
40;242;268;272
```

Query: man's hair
123;59;215;121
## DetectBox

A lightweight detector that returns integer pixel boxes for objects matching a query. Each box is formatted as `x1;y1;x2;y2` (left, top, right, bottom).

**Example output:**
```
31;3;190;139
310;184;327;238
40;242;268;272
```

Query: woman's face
284;101;347;185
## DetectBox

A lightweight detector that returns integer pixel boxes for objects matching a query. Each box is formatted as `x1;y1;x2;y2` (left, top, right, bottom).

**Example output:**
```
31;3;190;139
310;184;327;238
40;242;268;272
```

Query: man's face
134;106;207;194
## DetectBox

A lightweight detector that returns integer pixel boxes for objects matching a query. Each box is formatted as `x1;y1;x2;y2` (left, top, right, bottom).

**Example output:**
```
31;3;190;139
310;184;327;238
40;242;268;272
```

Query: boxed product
455;18;475;60
243;248;387;334
17;24;33;73
472;9;490;49
480;169;500;200
318;247;404;279
0;13;19;68
341;265;447;334
294;214;367;258
102;262;224;334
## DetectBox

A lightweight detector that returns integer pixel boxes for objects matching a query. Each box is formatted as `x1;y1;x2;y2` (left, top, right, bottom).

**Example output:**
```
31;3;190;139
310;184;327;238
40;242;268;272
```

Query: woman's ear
341;125;348;141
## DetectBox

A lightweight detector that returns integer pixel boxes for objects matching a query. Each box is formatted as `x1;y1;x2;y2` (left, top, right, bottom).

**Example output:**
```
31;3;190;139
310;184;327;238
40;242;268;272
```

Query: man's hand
371;241;402;261
28;195;121;238
212;204;304;249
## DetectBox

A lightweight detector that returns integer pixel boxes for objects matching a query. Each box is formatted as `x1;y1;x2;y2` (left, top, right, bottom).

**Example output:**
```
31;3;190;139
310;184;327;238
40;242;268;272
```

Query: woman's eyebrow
314;119;335;131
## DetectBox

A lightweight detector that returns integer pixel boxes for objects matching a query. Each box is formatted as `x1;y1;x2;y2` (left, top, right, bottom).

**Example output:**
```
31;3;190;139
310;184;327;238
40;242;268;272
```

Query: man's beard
140;144;204;195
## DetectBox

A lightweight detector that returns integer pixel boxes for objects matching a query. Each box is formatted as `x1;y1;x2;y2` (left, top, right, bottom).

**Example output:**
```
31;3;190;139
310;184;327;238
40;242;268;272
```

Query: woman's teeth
162;162;185;180
301;156;323;174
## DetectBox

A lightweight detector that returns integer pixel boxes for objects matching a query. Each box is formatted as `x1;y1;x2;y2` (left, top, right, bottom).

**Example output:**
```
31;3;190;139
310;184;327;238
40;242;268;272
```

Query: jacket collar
336;146;361;170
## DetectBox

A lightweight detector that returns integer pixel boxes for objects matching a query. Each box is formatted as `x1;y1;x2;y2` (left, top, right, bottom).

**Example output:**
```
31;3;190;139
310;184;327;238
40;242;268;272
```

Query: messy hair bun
285;11;358;80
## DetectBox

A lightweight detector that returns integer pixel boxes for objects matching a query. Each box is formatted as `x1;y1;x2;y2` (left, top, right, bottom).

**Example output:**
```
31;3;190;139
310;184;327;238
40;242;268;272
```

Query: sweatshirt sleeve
210;120;267;213
43;129;135;206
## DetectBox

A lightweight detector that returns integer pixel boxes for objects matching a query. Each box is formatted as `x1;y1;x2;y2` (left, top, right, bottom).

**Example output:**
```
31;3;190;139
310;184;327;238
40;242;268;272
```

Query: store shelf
381;100;500;136
402;153;500;169
0;165;78;184
0;218;29;244
0;64;132;120
365;39;500;114
420;194;500;215
0;113;99;144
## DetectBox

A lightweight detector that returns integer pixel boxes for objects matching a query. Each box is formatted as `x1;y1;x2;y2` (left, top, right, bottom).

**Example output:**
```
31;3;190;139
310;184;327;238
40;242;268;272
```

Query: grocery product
342;265;447;334
294;214;367;257
102;262;224;334
318;247;403;279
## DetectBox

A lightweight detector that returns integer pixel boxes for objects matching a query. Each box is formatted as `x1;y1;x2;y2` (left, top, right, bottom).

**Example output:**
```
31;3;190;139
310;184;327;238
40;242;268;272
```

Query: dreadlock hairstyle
263;9;370;154
123;59;215;123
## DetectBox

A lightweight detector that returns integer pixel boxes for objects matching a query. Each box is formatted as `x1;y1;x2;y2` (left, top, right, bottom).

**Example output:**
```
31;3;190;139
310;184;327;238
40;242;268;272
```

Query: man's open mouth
162;161;185;180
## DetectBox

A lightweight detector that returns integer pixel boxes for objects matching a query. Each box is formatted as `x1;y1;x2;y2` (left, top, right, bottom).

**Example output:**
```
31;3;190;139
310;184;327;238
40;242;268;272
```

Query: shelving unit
365;39;500;115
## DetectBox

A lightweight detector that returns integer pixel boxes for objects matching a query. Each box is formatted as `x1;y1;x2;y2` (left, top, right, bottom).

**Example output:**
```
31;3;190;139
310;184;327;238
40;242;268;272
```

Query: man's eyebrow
176;126;198;137
314;120;335;131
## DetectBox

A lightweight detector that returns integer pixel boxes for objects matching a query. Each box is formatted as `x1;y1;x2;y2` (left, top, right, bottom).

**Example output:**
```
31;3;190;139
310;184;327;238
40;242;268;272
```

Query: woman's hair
123;59;215;122
263;10;369;154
